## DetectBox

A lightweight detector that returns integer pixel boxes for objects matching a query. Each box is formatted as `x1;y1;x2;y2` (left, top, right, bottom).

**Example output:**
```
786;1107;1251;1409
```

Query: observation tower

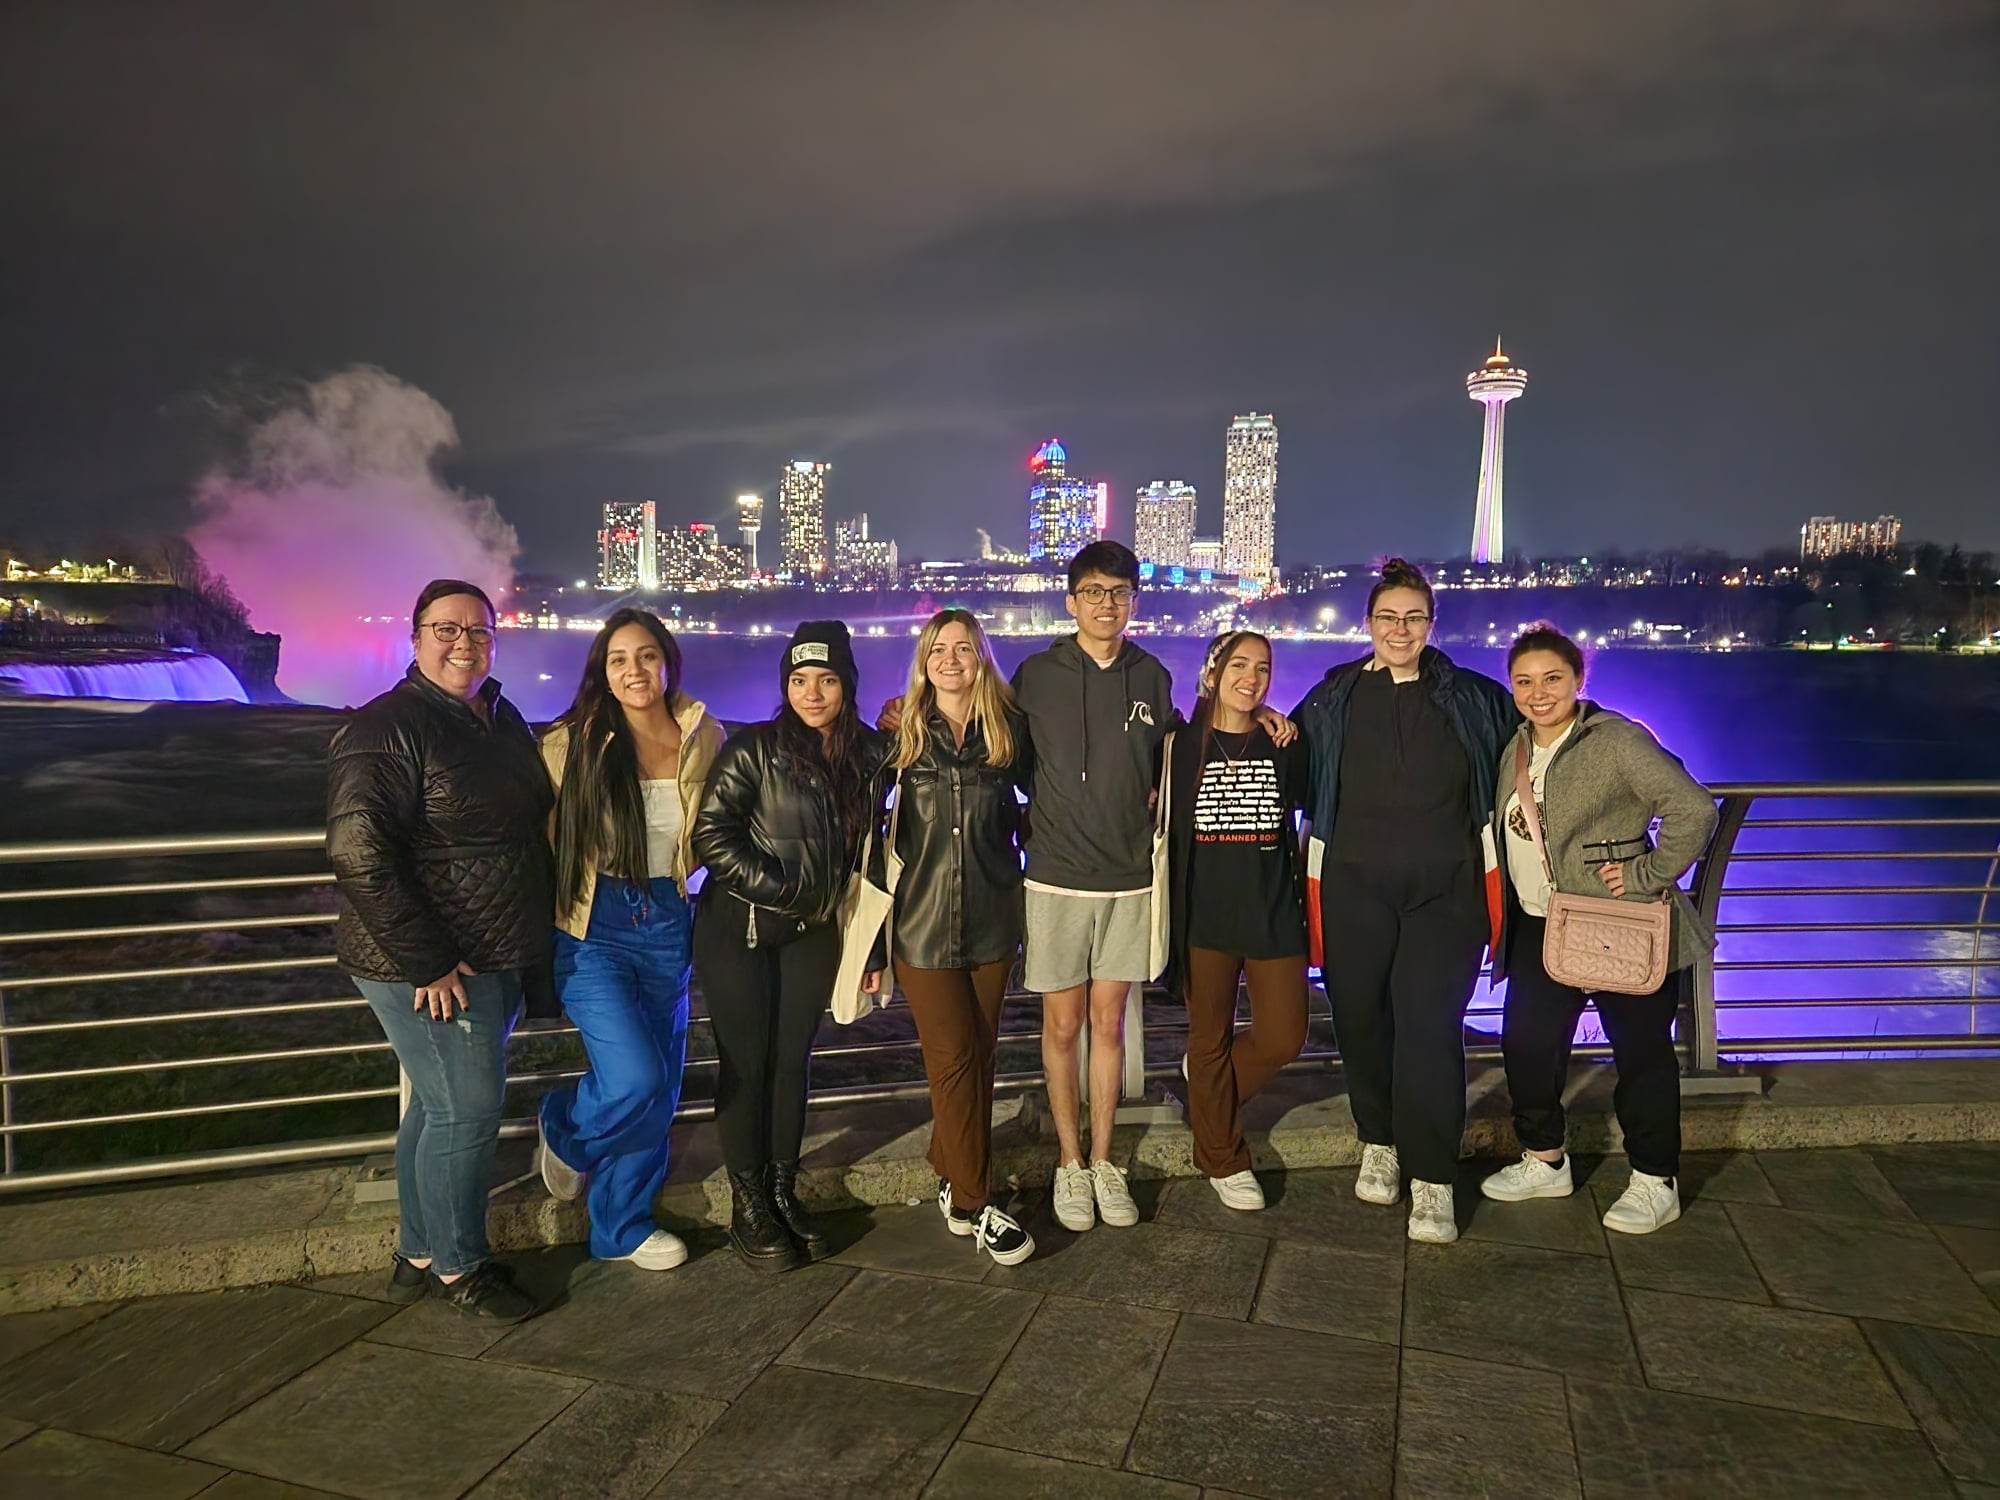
1466;339;1528;565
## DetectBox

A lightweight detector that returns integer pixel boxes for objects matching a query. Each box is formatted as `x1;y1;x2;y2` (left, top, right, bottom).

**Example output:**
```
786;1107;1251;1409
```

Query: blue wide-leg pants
538;876;692;1259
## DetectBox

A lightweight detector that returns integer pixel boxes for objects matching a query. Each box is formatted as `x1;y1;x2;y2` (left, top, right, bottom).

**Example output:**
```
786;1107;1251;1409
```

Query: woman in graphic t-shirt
1165;630;1312;1211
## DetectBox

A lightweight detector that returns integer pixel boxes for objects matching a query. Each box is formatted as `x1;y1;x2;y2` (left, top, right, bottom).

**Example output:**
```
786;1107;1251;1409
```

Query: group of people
326;543;1717;1324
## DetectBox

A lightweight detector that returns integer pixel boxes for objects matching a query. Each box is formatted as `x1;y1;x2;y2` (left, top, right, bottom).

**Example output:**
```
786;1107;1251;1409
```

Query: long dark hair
1191;629;1273;777
551;608;685;909
773;693;875;852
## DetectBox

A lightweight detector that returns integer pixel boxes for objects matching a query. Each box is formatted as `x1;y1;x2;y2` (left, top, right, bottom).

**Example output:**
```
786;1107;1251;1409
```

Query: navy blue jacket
1291;646;1520;842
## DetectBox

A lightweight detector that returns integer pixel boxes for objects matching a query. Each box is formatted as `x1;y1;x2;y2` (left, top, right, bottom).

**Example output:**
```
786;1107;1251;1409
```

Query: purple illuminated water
0;653;248;704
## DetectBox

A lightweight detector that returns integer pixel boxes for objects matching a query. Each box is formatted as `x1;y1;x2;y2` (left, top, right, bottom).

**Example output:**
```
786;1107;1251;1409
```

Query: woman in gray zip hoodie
1478;625;1718;1236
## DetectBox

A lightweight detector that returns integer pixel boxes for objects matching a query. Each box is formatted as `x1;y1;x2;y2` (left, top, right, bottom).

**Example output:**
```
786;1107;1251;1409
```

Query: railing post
0;987;15;1176
1682;792;1762;1095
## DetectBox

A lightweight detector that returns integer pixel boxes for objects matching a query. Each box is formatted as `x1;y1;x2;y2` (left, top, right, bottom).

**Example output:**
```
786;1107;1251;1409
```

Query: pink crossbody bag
1513;741;1671;996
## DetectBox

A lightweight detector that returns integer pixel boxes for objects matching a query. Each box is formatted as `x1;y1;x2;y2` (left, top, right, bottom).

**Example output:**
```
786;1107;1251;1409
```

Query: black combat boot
769;1161;832;1260
728;1168;803;1272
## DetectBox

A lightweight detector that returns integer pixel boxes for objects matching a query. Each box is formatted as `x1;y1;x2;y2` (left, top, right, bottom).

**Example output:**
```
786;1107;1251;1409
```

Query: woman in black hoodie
691;621;885;1272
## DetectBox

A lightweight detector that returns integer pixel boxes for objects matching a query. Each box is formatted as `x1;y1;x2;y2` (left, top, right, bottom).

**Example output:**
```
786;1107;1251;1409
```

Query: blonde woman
889;608;1036;1265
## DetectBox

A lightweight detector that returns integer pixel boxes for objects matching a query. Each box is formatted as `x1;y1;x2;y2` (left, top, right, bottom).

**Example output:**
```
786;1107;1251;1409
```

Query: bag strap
1513;738;1558;890
1156;731;1174;835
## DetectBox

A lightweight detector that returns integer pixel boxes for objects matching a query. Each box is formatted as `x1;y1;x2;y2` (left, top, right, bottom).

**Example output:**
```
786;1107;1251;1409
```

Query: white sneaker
973;1205;1036;1266
1052;1162;1096;1232
1408;1180;1458;1244
1481;1152;1575;1203
1355;1143;1401;1205
537;1118;583;1203
1090;1159;1140;1227
938;1179;976;1237
1209;1169;1266;1211
619;1229;688;1271
1602;1171;1681;1235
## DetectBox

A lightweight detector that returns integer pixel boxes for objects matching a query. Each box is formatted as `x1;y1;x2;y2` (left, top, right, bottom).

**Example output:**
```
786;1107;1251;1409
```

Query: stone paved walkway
1;1145;1997;1498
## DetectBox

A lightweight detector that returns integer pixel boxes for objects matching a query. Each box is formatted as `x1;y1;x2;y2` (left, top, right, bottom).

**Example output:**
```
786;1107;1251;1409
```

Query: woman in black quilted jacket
326;578;554;1325
691;621;886;1273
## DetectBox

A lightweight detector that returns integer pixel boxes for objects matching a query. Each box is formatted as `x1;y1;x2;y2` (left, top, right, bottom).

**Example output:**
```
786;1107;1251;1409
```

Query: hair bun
1380;556;1425;582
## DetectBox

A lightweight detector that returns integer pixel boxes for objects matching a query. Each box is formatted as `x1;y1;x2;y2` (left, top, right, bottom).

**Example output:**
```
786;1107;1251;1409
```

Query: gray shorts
1022;887;1154;992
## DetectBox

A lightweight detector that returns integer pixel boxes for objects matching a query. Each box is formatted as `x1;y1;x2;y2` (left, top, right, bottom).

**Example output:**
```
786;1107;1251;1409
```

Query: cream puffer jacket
540;693;726;938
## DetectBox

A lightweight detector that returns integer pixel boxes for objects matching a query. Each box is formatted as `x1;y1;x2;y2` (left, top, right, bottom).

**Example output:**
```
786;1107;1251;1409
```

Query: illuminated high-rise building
1222;414;1278;585
1467;340;1528;565
833;513;899;587
1800;514;1903;561
657;522;735;588
597;499;657;590
1135;481;1197;570
736;494;764;574
1025;438;1105;566
779;460;831;578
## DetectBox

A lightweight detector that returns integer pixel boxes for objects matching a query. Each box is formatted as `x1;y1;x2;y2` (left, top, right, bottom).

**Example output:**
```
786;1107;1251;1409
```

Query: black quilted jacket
327;666;555;987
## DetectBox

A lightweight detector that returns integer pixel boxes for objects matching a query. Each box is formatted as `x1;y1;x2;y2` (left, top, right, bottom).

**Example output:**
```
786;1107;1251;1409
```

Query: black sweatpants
1320;857;1489;1185
693;892;841;1176
1503;912;1681;1178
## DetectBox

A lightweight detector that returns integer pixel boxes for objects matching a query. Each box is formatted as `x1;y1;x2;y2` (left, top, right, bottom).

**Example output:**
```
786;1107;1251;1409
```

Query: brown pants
895;958;1012;1212
1184;949;1310;1178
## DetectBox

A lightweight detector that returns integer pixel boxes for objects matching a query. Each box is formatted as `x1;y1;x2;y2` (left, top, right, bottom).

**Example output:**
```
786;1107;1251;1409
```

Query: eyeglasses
419;622;495;645
1369;611;1432;630
1073;585;1134;606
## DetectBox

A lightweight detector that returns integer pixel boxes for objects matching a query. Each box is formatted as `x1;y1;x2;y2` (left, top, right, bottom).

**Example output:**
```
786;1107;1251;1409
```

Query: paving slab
1863;1320;2000;1485
1250;1238;1402;1346
1394;1348;1581;1500
1729;1203;2000;1335
1455;1176;1611;1258
1603;1198;1770;1304
1152;1167;1407;1255
778;1268;1040;1394
961;1295;1176;1467
984;1220;1268;1319
0;1303;112;1366
1935;1225;2000;1293
1127;1314;1398;1498
1623;1287;1912;1427
362;1244;598;1359
1567;1378;1956;1498
925;1441;1200;1497
198;1475;350;1498
652;1364;972;1498
483;1247;851;1399
825;1201;1001;1282
463;1383;727;1500
0;1285;390;1449
183;1340;587;1500
1404;1238;1641;1384
0;1415;32;1451
1868;1145;2000;1230
0;1426;224;1500
1757;1148;1919;1221
1673;1151;1782;1205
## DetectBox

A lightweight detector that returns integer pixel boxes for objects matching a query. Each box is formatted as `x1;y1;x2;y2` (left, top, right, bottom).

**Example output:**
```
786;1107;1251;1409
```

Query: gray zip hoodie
1009;635;1176;892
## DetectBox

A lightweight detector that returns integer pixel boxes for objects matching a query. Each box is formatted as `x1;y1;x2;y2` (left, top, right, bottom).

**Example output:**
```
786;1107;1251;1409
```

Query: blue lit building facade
1024;438;1106;566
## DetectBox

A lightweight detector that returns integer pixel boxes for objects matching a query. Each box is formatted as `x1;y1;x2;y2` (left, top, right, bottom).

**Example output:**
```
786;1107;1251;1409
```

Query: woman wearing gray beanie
691;621;888;1270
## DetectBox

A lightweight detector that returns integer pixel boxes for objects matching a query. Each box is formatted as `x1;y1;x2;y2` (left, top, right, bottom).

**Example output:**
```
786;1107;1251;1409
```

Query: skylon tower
1466;339;1527;565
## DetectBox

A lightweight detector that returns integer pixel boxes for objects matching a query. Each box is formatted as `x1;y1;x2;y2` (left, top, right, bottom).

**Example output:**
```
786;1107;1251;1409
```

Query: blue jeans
354;967;523;1277
539;877;693;1259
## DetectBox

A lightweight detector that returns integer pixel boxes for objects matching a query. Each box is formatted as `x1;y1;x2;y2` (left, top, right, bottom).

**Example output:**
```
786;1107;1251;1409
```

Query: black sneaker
938;1179;977;1238
386;1252;430;1305
434;1261;542;1324
973;1205;1036;1267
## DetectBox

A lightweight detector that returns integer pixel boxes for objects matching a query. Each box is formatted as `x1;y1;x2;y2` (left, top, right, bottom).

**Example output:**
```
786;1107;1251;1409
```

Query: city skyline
1;4;1994;572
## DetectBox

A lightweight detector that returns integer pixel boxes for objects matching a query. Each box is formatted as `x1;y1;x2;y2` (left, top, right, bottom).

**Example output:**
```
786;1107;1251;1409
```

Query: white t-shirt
1503;720;1577;919
641;779;683;883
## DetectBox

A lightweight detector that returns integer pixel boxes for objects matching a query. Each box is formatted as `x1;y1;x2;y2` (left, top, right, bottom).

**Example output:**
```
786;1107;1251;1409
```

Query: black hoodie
1009;635;1176;891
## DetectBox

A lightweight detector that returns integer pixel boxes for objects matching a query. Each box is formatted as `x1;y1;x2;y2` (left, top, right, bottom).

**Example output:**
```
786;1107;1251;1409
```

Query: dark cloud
2;0;1995;569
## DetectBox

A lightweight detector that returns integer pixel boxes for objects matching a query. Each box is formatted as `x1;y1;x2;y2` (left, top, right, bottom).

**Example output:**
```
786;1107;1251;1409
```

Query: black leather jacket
887;710;1029;970
692;721;887;935
327;667;555;987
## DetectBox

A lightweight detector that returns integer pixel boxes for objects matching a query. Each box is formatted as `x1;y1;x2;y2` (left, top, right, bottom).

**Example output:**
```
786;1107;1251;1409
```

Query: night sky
3;1;1996;574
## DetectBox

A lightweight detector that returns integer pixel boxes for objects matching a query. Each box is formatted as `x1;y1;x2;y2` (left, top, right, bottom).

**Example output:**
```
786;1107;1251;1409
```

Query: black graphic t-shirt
1188;727;1310;958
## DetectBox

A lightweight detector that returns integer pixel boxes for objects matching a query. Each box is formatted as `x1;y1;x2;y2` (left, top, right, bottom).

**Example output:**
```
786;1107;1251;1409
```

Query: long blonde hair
894;608;1018;769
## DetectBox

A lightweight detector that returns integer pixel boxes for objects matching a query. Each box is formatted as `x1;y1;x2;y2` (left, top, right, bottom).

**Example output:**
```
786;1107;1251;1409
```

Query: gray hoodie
1010;635;1177;892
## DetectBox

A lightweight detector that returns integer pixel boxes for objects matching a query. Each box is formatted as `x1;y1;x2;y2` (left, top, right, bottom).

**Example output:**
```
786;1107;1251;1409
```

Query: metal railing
2;780;1996;1194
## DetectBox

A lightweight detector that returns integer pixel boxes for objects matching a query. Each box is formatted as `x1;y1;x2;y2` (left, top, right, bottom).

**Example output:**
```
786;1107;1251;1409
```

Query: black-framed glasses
419;621;495;645
1073;584;1134;606
1369;611;1431;630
